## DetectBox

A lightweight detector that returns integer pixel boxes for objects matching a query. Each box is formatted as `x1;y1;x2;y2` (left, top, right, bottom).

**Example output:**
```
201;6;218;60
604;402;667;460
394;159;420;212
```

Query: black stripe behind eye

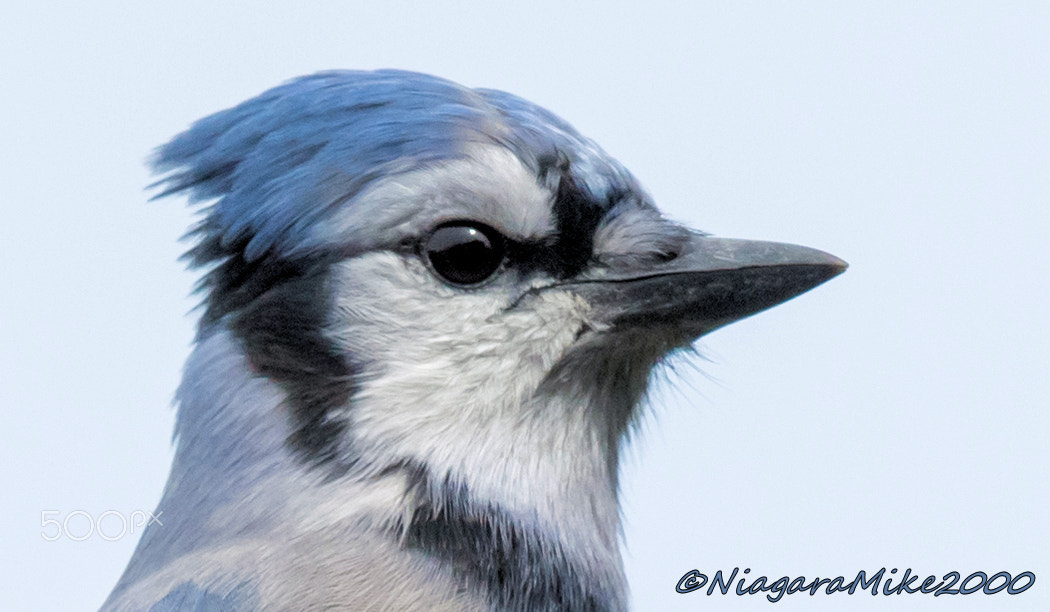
225;259;358;469
186;226;358;470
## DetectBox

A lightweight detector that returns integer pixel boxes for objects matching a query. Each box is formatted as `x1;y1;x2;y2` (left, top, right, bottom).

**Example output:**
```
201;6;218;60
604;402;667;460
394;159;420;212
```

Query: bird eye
422;222;507;286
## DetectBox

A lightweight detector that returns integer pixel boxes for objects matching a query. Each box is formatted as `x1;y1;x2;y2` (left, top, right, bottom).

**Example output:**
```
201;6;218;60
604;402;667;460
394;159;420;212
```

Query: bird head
116;69;845;611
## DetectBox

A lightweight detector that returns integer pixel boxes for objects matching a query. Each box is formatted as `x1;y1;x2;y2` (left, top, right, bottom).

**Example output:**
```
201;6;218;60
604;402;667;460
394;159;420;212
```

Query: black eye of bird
423;222;507;286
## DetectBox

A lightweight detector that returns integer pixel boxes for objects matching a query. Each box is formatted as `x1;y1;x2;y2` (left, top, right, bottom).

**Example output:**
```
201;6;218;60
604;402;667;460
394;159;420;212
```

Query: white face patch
316;145;556;253
327;250;595;423
325;251;620;529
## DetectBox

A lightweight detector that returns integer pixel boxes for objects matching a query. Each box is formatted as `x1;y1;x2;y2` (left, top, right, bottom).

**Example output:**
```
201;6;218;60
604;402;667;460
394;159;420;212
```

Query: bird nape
102;70;845;612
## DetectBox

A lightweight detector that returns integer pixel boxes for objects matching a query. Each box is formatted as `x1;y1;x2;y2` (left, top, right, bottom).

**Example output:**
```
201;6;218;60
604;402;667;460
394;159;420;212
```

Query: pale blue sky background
2;2;1048;610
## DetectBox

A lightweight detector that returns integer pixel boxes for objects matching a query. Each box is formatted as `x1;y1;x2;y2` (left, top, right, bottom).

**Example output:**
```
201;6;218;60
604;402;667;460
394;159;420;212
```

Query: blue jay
102;70;845;611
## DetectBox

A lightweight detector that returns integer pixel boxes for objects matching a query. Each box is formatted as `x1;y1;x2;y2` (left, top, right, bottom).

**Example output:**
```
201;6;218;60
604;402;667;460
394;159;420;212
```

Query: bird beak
567;234;847;338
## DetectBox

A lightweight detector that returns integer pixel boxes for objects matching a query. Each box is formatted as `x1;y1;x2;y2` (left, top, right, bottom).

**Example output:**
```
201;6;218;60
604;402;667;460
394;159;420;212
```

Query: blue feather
152;70;638;266
147;582;254;611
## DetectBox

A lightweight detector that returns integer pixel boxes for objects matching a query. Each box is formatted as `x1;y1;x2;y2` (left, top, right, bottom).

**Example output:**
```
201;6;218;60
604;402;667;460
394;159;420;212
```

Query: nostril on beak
656;248;679;263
